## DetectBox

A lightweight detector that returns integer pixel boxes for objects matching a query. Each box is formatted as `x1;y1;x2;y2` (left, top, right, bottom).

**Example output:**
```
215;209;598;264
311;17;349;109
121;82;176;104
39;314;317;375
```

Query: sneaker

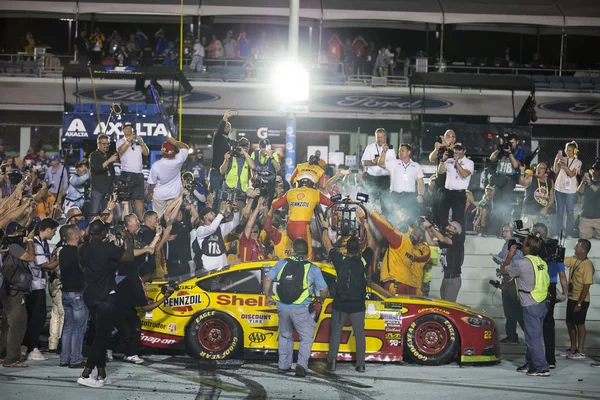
69;361;85;369
295;365;307;378
59;362;70;367
77;376;104;388
27;348;48;361
277;367;292;374
500;337;519;344
516;364;529;373
567;352;587;360
3;361;29;368
97;376;112;386
590;362;600;368
20;346;27;358
105;350;113;362
123;355;144;364
558;348;577;357
527;370;550;377
548;364;556;369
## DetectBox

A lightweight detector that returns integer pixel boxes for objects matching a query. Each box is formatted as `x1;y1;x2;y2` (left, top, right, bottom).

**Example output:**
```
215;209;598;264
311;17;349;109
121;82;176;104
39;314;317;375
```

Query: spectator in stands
559;239;594;361
23;147;37;164
343;38;353;74
24;32;35;55
155;28;169;56
125;34;139;66
89;27;105;64
393;46;409;76
63;161;89;213
0;163;17;199
135;29;148;50
554;141;581;238
196;201;240;271
117;122;149;221
207;34;224;59
190;37;205;72
365;41;377;75
0;142;5;164
238;31;249;58
437;142;473;231
361;128;395;217
489;133;524;223
74;30;90;65
375;47;390;77
328;34;343;63
34;148;50;180
473;185;495;236
162;41;179;67
220;137;255;194
577;161;600;239
351;35;367;75
520;162;554;231
44;155;69;217
223;31;237;59
147;136;189;216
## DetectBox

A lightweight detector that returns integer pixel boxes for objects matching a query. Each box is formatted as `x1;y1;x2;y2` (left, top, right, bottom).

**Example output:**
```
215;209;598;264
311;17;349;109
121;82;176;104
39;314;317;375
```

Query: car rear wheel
185;310;242;360
405;314;459;365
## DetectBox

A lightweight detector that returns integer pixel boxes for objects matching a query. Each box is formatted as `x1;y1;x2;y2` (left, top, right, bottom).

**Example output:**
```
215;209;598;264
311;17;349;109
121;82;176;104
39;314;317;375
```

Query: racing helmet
308;155;320;165
296;173;315;188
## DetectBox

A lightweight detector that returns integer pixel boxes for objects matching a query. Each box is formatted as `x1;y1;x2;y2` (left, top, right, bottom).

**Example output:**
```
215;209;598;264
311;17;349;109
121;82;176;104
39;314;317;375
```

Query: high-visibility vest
224;156;249;192
518;255;550;303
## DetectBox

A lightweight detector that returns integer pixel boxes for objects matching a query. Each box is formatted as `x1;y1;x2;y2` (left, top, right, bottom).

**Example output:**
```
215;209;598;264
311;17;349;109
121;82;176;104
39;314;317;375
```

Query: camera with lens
161;280;179;294
326;193;369;239
228;139;245;158
109;175;132;202
182;171;196;193
107;222;126;247
252;173;275;197
309;155;320;166
510;220;566;262
216;187;246;204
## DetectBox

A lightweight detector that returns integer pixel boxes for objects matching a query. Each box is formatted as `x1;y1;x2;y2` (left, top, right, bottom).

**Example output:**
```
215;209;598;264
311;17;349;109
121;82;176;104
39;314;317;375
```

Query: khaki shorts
578;217;600;240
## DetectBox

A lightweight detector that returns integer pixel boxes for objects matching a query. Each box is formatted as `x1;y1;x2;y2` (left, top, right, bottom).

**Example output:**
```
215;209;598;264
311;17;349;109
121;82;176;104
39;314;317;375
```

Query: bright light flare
271;60;309;104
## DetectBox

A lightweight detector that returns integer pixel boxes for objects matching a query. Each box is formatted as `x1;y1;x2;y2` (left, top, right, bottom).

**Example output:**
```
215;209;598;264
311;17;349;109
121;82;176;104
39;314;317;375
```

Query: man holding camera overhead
210;110;236;193
490;133;525;222
437;142;473;231
117;121;149;221
89;134;118;216
147;136;189;217
220;137;255;195
361;128;395;216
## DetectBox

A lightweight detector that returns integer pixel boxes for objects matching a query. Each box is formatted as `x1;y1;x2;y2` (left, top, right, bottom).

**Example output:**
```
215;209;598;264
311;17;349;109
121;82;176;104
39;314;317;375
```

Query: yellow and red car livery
139;261;501;365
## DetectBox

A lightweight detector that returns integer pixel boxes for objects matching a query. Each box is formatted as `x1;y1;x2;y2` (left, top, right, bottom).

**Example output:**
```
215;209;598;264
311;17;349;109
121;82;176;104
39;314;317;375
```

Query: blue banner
62;113;174;146
284;119;296;182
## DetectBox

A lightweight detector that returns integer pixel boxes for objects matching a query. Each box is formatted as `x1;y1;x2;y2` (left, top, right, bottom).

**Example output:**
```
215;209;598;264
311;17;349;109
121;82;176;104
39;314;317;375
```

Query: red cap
162;141;176;158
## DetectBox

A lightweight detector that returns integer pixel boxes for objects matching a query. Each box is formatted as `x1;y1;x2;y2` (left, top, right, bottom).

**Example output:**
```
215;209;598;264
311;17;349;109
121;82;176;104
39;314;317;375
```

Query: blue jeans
90;190;108;218
60;292;89;365
555;191;576;237
522;301;549;371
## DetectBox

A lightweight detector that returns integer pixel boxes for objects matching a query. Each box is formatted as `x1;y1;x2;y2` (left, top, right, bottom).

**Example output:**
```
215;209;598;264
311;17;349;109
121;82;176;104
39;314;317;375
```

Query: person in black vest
209;110;236;193
321;218;374;373
113;262;176;364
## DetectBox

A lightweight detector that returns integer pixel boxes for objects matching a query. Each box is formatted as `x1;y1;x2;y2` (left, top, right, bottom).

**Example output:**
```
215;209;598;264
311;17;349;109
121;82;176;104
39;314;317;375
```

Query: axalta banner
62;113;174;145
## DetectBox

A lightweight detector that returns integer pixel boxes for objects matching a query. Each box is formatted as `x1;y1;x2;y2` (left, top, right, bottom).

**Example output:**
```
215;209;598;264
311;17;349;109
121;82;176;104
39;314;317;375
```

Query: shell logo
296;193;306;200
168;323;178;333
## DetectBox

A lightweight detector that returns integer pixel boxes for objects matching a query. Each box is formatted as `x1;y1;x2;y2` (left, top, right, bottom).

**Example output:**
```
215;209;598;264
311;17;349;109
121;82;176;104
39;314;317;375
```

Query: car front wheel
185;310;242;360
405;314;459;365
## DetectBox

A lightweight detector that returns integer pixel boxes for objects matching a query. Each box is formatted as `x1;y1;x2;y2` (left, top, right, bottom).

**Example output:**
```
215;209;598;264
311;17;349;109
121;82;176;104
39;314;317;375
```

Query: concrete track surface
1;344;599;400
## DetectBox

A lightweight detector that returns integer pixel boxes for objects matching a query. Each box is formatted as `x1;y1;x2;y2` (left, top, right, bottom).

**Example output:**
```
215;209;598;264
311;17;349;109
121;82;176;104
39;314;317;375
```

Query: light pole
284;0;301;181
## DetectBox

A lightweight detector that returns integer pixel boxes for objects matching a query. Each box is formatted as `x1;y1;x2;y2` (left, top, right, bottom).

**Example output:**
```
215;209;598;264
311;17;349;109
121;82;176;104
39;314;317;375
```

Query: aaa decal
248;332;274;345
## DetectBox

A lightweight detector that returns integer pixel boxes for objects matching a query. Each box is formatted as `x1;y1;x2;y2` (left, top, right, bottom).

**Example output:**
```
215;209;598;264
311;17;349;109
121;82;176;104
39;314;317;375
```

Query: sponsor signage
285;121;296;181
73;89;220;104
62;113;173;145
140;331;182;348
539;100;600;116
313;94;453;111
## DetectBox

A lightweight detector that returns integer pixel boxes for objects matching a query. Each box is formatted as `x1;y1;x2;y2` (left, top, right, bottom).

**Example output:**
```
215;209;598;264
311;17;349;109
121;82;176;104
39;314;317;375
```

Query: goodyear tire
185;310;242;360
405;314;459;366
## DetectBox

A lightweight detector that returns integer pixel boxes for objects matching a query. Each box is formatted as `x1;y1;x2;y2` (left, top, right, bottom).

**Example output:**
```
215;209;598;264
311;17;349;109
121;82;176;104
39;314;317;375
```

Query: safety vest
274;256;311;305
252;150;277;175
519;255;550;303
225;156;249;192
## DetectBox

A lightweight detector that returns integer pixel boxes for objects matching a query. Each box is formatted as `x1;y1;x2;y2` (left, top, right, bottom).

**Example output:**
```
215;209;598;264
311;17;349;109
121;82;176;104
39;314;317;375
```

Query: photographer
210;110;236;193
63;161;90;214
437;142;473;230
553;141;581;238
423;220;464;302
501;234;550;376
0;162;19;199
77;220;134;388
195;200;240;271
0;223;35;368
117;121;149;221
495;225;525;344
321;218;374;373
489;133;525;221
251;139;280;202
428;130;457;223
532;223;568;368
520;162;554;231
165;198;198;277
360;128;395;215
114;261;175;364
24;218;59;361
118;213;159;279
147;137;189;216
89;134;117;216
220;137;255;194
577;160;600;240
44;155;69;217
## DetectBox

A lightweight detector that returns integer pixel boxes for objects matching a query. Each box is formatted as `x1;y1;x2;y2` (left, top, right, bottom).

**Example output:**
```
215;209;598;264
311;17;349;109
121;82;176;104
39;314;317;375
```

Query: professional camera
228;138;249;158
216;187;246;203
107;221;126;247
510;220;566;262
308;155;320;166
110;175;132;202
161;280;179;294
182;171;196;193
325;193;369;239
252;173;275;197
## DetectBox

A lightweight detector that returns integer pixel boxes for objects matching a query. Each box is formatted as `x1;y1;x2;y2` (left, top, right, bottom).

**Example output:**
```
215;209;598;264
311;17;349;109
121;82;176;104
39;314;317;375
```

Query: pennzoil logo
165;294;203;308
290;201;309;207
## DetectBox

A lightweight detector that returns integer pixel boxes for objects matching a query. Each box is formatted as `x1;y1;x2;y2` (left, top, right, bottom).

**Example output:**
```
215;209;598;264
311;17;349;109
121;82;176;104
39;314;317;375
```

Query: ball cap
50;155;60;162
123;121;133;128
162;141;176;158
449;221;462;235
453;142;465;150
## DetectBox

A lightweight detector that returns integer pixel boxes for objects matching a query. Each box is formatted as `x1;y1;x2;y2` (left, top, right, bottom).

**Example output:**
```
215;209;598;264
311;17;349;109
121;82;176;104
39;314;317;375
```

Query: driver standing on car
263;239;328;378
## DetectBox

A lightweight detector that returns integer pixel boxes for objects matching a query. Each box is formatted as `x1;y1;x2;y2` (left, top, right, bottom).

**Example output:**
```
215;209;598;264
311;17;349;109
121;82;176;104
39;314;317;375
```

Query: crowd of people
0;110;598;387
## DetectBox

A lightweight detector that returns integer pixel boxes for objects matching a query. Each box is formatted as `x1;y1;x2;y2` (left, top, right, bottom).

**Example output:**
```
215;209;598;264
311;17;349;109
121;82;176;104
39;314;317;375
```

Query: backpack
336;255;367;302
277;258;310;304
0;252;33;295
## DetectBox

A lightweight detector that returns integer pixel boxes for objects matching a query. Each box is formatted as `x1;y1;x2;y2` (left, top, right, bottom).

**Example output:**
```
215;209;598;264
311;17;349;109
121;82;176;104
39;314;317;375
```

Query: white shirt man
361;128;396;216
196;203;240;271
437;142;473;230
148;138;190;216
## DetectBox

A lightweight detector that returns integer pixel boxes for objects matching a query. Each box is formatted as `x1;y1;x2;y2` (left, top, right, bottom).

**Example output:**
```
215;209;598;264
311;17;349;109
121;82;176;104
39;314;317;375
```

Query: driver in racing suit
271;175;331;260
290;155;326;189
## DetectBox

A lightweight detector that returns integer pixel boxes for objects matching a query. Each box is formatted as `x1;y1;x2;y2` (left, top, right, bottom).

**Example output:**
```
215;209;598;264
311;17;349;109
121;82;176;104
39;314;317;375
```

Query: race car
139;260;500;365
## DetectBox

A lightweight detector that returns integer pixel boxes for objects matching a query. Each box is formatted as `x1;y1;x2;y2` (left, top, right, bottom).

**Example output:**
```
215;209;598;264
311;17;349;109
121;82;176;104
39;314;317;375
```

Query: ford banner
62;112;174;146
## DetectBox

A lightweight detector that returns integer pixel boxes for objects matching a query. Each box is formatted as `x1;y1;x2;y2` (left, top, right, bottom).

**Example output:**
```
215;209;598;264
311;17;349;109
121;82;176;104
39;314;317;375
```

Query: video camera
228;138;248;158
110;175;132;202
216;187;246;204
325;193;369;239
511;220;566;262
161;280;180;294
107;221;126;247
252;173;275;197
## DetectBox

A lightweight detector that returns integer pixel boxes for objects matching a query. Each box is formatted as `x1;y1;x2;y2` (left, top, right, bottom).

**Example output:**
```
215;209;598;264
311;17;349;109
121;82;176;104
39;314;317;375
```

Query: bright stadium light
271;60;309;104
